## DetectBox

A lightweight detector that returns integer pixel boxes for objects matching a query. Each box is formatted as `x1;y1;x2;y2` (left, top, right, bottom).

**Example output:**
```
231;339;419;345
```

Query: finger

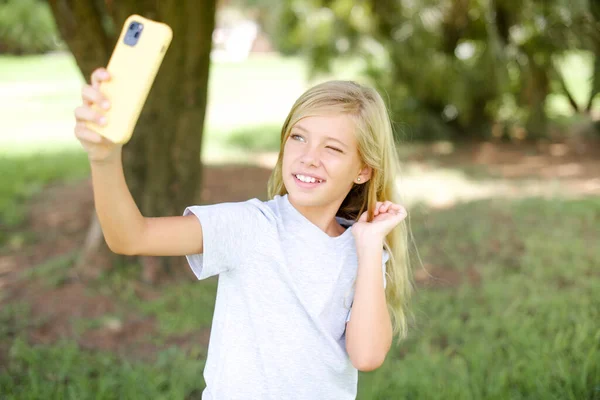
91;68;110;89
81;85;110;109
396;205;407;216
380;201;392;213
393;207;408;219
386;203;402;214
74;106;106;125
81;85;92;107
358;210;368;223
374;203;381;215
75;124;103;143
97;134;116;146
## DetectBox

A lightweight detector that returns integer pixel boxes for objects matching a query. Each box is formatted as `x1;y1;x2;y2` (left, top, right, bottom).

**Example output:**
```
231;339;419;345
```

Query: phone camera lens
124;21;143;46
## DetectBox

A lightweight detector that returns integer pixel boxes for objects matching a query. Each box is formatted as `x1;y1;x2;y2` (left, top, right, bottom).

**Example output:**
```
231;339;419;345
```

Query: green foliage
0;0;63;54
271;0;600;141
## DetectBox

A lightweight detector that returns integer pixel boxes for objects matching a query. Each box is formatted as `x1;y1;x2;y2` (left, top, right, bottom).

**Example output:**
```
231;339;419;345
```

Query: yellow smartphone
89;14;172;144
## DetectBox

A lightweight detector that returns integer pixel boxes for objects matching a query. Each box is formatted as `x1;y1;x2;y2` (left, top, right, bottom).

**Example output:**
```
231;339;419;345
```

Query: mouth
292;173;326;189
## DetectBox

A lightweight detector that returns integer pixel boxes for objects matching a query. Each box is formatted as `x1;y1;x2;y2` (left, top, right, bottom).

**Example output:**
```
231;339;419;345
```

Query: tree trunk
48;0;217;282
586;49;600;113
525;63;549;139
587;0;600;113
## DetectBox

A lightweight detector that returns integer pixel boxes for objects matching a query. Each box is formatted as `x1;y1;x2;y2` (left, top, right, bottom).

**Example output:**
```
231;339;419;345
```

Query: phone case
88;14;173;144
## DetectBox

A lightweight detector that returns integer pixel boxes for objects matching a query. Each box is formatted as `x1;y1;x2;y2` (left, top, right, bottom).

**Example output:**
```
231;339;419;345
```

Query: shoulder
216;197;278;222
245;197;278;224
183;197;277;227
258;194;290;222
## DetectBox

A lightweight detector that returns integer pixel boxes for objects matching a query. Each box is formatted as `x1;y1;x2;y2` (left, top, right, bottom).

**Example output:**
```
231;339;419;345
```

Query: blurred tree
0;0;63;54
506;0;597;136
272;0;599;141
47;0;217;282
586;0;600;113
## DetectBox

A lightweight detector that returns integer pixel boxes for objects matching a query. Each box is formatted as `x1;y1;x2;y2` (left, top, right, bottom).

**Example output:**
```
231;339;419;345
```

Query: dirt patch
4;278;209;362
409;140;600;183
26;282;115;343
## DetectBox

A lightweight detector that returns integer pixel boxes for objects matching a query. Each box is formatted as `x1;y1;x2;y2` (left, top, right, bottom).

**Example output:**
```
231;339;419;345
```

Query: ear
355;164;372;184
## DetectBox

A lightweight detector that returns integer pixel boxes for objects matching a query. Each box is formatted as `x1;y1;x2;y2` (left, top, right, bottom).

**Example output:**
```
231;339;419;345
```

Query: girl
74;68;413;400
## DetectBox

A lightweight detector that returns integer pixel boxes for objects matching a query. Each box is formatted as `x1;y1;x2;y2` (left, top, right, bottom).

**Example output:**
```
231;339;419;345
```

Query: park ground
0;52;599;399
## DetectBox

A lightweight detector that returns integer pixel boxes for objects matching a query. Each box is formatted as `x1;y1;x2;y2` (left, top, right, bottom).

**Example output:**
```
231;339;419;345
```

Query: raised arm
75;67;203;257
89;154;203;256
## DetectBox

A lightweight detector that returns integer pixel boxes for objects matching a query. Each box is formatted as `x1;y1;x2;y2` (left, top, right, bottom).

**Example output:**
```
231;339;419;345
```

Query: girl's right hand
74;67;122;163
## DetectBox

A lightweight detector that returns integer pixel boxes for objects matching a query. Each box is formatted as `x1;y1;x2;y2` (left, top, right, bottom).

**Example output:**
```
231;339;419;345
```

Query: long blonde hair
267;80;414;340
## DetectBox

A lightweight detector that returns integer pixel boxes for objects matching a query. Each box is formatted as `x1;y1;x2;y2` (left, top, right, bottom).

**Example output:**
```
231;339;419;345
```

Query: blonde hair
267;80;414;340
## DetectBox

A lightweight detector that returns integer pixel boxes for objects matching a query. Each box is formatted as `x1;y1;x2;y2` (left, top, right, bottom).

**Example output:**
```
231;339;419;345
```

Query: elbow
349;353;386;372
346;333;391;372
106;238;136;256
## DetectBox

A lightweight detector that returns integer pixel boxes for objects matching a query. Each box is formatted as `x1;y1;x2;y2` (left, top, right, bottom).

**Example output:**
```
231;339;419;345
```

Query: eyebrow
293;124;349;149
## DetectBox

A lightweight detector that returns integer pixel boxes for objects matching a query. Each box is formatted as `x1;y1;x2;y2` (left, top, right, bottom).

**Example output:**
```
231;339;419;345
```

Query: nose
300;144;322;167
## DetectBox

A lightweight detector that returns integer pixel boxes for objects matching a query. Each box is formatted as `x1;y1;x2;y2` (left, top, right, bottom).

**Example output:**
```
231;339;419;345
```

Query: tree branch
555;68;581;114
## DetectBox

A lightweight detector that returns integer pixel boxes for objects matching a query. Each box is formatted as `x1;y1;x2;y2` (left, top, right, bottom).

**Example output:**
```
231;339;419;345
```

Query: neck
288;195;346;237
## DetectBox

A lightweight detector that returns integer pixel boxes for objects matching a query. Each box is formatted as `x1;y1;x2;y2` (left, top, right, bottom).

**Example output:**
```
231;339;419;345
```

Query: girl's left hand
352;201;407;243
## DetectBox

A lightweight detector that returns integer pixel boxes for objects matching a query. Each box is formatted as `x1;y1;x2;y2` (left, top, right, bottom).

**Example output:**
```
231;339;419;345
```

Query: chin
286;186;333;210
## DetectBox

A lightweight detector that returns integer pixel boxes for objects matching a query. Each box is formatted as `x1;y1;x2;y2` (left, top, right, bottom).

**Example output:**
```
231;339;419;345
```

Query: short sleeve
345;248;390;323
183;200;265;280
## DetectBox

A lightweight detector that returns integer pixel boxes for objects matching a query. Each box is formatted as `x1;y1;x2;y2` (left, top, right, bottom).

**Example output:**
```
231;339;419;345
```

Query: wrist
355;236;384;255
89;148;122;166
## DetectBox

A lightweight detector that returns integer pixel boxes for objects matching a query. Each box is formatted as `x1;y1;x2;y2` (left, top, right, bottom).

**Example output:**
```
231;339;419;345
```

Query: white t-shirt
183;194;388;400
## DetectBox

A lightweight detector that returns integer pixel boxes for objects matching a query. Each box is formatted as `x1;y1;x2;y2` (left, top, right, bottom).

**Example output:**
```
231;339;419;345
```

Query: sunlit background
1;0;599;398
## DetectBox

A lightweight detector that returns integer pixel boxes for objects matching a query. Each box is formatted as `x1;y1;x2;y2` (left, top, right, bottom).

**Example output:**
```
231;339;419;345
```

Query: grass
357;196;600;400
20;250;79;287
0;150;90;235
1;196;599;398
134;280;218;338
95;265;219;338
0;338;206;399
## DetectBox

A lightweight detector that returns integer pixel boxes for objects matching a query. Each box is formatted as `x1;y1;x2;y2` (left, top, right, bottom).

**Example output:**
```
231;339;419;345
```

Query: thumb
357;209;369;223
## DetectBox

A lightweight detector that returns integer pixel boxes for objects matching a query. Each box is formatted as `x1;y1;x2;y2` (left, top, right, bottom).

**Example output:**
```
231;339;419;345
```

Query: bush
0;0;63;54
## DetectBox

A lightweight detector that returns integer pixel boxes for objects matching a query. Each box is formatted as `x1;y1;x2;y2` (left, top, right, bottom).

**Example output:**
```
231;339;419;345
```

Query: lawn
0;52;599;399
2;196;599;399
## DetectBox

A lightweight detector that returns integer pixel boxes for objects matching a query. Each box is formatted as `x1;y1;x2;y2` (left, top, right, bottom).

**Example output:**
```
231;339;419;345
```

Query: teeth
296;174;322;184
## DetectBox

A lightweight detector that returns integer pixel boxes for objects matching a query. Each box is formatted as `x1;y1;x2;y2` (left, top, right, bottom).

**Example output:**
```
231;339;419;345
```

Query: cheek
324;156;352;175
282;142;300;164
281;149;294;174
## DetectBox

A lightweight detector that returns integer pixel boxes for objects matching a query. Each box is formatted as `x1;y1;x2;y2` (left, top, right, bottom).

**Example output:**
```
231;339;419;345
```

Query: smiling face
282;114;371;209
